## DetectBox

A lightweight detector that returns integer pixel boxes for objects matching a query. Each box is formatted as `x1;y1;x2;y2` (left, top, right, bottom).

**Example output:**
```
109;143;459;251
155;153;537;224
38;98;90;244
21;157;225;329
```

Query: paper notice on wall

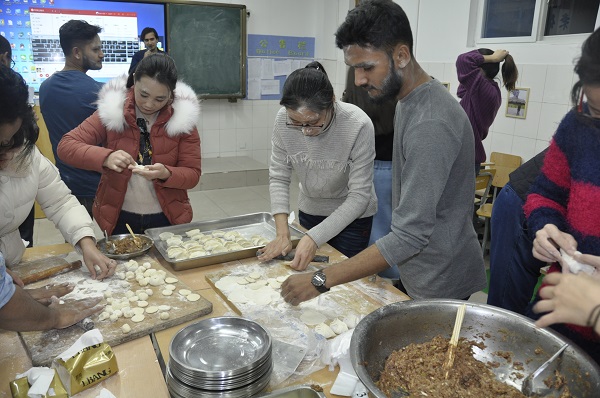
291;59;311;71
273;59;292;76
261;58;274;79
248;58;262;80
248;78;261;100
261;80;280;95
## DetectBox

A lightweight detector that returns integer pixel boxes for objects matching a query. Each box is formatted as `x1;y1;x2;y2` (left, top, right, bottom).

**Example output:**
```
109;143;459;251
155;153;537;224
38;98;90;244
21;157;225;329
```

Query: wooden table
0;243;409;397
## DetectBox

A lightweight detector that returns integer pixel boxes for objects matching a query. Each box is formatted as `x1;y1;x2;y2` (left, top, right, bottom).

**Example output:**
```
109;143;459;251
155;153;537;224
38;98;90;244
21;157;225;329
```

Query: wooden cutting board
19;253;212;366
206;260;387;336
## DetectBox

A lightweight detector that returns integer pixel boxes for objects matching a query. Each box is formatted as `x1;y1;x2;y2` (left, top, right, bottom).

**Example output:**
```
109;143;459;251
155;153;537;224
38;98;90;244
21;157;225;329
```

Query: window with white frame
475;0;600;43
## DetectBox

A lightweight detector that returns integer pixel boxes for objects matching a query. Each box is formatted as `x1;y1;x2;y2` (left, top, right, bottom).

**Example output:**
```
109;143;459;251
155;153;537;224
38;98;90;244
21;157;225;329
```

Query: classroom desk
0;243;409;397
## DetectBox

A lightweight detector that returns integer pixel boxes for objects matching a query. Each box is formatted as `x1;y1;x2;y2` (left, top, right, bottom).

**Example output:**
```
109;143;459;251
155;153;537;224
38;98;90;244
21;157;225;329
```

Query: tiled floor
33;181;488;305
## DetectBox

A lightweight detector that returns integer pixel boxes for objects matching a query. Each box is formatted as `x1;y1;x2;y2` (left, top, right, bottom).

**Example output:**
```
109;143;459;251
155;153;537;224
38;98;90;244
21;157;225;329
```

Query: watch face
312;271;326;286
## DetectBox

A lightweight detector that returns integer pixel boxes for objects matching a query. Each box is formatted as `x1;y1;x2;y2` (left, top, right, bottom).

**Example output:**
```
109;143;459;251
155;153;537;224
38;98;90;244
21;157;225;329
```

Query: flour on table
300;310;327;326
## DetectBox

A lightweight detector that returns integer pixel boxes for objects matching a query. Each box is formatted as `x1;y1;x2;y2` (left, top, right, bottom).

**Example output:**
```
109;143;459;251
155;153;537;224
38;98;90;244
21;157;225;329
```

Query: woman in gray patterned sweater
257;62;377;271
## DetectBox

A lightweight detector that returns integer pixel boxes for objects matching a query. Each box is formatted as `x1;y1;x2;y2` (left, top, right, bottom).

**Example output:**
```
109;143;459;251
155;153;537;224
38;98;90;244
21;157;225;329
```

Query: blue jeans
299;211;372;258
113;210;171;235
368;160;399;279
487;183;546;314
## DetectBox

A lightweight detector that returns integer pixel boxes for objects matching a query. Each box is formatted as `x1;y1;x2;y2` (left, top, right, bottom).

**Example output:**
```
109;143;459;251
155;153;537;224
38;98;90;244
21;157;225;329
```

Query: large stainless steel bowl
350;299;600;397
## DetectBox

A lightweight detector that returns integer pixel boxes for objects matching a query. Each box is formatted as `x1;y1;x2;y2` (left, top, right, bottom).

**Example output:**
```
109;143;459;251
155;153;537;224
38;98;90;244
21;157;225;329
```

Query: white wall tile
537;103;569;142
543;66;574;105
219;129;237;152
513;101;541;139
490;132;513;154
202;129;220;153
234;100;254;129
442;63;459;96
491;113;516;135
535;139;551;155
425;62;444;82
252;127;270;150
252;103;275;128
252;149;269;166
519;64;547;103
511;136;537;162
202;152;219;159
201;103;220;130
235;128;253;151
219;102;237;129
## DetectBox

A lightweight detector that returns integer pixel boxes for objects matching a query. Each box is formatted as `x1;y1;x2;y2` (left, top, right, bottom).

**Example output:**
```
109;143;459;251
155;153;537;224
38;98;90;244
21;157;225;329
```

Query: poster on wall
247;34;315;100
506;88;530;119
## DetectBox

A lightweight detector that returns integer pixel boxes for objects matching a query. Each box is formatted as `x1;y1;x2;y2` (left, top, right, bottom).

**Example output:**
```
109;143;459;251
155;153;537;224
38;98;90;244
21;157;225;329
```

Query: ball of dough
137;292;149;301
121;324;132;334
165;277;178;284
145;306;159;314
162;289;173;296
160;312;170;320
137;300;149;308
179;289;191;296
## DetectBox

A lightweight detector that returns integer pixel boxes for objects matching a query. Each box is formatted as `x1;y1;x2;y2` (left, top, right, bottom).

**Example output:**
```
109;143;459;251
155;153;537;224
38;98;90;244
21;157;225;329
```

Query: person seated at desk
257;61;377;271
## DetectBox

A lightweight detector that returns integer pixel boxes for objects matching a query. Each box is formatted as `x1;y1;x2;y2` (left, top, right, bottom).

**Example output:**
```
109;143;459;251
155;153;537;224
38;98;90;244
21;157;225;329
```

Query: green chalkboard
167;2;246;99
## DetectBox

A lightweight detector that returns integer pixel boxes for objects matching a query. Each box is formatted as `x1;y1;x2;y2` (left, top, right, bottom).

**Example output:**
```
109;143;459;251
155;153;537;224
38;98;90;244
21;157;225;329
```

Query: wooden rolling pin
21;260;82;285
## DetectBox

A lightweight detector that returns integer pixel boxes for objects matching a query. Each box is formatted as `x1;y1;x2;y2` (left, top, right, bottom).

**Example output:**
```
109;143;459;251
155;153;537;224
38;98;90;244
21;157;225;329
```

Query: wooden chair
474;169;495;210
488;152;522;200
475;152;521;255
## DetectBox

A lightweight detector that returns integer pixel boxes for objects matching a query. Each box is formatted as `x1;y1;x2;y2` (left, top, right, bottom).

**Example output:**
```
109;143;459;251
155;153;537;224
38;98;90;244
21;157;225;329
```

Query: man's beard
365;58;402;105
82;54;102;71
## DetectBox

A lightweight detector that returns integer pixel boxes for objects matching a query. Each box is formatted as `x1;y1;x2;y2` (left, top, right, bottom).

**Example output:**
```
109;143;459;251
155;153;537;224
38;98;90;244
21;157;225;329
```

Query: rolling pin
255;251;329;263
21;260;82;285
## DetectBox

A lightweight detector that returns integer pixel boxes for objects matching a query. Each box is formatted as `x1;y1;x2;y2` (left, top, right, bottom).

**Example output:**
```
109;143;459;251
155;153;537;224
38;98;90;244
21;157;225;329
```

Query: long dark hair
571;28;600;116
280;61;334;112
0;65;38;168
126;53;177;94
477;48;518;92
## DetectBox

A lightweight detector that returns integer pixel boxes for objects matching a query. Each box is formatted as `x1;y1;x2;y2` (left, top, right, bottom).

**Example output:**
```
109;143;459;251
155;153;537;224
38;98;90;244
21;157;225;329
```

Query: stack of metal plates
167;317;273;398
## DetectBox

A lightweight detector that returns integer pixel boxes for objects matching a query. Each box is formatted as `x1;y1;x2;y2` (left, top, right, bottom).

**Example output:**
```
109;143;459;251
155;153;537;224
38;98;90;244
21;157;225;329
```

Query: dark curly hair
0;66;38;167
280;61;334;113
335;0;413;56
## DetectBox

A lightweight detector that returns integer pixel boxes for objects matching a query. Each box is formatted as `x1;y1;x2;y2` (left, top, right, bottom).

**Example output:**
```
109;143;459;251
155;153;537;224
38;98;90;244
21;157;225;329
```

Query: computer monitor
1;0;166;91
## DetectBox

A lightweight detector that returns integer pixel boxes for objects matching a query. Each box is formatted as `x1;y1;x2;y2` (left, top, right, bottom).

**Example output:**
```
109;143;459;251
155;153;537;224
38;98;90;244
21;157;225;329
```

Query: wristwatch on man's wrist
311;270;330;293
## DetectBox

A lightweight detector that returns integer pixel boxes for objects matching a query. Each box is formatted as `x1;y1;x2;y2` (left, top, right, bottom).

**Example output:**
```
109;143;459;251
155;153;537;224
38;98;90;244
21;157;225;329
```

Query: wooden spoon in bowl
125;223;142;248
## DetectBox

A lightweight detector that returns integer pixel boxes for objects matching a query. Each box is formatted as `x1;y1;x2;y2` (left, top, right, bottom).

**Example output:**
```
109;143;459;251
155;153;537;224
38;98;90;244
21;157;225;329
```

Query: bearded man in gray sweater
281;0;486;304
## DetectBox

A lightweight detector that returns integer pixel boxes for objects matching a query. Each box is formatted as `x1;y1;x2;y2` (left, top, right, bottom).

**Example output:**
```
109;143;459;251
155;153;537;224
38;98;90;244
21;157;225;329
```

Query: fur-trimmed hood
96;75;201;137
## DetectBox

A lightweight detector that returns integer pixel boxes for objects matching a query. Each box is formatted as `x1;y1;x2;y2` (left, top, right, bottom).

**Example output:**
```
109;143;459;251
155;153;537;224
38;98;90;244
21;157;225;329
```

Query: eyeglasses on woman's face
285;107;331;136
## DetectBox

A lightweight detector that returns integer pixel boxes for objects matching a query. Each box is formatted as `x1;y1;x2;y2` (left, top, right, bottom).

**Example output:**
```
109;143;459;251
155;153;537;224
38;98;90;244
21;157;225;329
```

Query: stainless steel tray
145;212;304;270
256;385;326;398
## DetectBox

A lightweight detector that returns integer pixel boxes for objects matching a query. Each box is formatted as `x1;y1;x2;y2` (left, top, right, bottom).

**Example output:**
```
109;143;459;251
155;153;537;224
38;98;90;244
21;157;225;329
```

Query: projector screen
1;0;166;91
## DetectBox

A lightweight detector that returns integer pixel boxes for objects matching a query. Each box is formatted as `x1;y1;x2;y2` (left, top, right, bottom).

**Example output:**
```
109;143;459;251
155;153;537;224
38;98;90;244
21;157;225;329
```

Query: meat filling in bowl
377;335;572;398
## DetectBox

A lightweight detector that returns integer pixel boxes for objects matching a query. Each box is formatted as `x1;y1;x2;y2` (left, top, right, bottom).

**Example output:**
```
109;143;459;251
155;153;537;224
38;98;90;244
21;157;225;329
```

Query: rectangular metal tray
256;385;326;398
145;212;304;271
